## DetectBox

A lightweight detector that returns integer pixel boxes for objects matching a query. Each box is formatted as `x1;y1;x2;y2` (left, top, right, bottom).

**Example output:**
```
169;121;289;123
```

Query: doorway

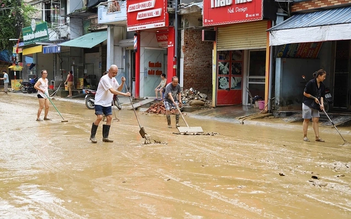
216;50;243;105
247;50;266;104
334;40;350;109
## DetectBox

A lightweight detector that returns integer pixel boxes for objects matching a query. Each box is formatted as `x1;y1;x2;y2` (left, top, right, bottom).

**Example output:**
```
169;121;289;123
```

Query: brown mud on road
0;93;351;218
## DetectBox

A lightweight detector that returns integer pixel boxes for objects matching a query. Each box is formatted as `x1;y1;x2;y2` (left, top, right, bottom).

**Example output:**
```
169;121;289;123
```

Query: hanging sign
127;0;168;31
22;20;49;46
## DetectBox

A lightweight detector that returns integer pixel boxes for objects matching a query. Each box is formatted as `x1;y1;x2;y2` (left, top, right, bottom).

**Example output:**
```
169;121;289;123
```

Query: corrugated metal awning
269;7;351;46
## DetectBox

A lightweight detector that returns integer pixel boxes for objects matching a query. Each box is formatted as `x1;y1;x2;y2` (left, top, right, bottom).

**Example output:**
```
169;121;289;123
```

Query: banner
127;0;168;31
203;0;263;26
22;21;49;46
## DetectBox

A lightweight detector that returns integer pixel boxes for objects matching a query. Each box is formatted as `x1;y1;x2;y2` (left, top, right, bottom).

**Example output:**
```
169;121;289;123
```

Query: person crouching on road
90;64;131;143
302;69;326;142
164;76;182;128
34;70;50;121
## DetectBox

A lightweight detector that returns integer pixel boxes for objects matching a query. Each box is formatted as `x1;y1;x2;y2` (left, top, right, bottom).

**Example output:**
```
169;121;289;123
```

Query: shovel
124;84;151;143
174;103;203;134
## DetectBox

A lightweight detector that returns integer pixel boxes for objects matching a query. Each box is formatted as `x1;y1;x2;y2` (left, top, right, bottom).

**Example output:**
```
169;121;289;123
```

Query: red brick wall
182;29;213;98
292;0;351;12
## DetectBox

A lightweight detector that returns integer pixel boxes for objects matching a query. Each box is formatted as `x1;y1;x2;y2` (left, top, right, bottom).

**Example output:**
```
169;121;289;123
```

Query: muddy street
0;93;351;218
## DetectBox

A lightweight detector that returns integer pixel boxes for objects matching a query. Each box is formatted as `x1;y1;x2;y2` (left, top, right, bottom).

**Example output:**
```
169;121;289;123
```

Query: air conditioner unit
202;29;216;42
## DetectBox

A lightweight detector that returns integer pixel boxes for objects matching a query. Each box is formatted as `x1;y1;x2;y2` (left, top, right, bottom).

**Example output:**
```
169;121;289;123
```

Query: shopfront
127;0;174;98
203;0;276;106
269;6;351;111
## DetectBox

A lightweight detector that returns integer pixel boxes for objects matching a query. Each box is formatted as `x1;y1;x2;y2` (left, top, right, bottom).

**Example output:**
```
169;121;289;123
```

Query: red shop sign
156;32;168;47
127;0;168;31
203;0;263;26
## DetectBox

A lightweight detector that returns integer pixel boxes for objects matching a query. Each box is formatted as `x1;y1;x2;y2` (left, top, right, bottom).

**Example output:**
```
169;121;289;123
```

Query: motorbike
85;89;122;110
302;75;333;112
20;81;37;93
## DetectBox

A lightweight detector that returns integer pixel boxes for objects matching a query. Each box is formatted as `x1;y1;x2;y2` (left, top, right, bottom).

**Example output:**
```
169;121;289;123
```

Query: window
44;0;66;26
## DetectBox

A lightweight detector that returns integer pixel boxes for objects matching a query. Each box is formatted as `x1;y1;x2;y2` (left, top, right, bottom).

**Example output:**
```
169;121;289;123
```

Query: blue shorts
95;105;112;116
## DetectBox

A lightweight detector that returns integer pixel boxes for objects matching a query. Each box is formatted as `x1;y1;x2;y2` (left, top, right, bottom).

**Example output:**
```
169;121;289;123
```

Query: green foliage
0;0;37;51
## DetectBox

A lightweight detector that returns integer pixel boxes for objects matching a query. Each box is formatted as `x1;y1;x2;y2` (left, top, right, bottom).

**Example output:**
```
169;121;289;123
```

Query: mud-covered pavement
1;92;351;218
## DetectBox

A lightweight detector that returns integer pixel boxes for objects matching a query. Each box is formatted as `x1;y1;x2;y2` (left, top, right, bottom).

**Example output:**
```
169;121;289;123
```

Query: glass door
216;50;243;105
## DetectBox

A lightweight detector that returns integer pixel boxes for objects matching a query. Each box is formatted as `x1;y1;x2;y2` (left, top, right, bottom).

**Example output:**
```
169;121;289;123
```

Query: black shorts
37;94;43;98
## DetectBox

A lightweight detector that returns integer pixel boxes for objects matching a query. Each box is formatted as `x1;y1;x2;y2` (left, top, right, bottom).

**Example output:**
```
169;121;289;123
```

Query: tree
0;0;37;52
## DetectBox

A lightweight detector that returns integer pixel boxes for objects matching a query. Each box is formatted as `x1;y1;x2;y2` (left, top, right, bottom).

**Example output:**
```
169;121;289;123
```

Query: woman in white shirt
34;70;50;121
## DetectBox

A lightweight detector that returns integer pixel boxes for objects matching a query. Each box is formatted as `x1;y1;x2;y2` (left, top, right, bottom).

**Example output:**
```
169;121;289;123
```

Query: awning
269;7;351;46
8;65;23;71
23;45;43;55
59;31;107;49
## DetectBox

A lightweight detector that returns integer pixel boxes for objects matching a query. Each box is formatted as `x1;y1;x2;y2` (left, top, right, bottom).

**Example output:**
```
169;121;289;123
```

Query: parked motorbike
20;81;37;93
85;89;122;110
302;75;333;112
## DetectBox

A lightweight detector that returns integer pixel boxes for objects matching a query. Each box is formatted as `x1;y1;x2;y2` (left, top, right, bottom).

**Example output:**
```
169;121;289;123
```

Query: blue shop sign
43;45;61;54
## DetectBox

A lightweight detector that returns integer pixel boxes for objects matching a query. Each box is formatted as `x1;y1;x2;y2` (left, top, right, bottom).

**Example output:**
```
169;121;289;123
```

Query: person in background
90;65;131;143
302;69;326;142
34;70;50;121
163;76;182;128
154;73;166;100
0;70;9;94
64;70;74;98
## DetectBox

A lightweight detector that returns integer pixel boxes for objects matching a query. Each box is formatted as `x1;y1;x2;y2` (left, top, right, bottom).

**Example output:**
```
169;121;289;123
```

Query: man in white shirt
90;65;131;143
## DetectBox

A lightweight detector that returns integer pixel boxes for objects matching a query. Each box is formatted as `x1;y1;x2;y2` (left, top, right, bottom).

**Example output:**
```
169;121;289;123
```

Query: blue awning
269;7;351;46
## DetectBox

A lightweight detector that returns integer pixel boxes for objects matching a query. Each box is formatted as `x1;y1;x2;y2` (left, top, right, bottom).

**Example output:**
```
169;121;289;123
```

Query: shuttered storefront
217;20;268;51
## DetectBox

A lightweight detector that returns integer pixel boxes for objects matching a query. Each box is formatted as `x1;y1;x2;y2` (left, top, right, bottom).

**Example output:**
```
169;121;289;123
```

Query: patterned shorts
164;101;178;111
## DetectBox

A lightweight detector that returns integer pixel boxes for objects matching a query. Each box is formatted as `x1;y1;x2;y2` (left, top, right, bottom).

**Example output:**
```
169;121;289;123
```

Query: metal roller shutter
217;21;268;51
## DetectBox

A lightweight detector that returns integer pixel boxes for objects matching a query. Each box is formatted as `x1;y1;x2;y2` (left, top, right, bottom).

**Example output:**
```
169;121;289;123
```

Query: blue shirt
3;73;9;84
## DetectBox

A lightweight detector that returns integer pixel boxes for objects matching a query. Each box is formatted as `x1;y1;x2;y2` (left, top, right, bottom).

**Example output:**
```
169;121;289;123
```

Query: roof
270;6;351;31
59;31;107;49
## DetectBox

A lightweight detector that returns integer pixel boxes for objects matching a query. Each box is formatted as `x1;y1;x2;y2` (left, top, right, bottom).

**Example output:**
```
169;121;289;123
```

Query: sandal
303;137;310;142
36;118;42;121
315;137;325;142
44;117;51;121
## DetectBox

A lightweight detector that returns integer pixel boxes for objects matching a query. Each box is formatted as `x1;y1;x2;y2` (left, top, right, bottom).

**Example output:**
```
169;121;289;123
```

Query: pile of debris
181;88;211;107
146;88;210;115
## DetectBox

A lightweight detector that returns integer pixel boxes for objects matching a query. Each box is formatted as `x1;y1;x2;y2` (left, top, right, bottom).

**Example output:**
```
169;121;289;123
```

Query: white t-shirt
95;74;119;107
37;78;48;98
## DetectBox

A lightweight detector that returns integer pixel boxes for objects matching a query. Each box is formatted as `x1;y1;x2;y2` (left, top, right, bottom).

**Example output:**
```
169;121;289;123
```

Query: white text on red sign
137;8;162;20
128;0;155;12
211;0;253;8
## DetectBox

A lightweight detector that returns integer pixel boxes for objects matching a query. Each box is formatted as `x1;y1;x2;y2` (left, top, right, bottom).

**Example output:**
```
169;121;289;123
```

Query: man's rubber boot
90;123;98;143
175;114;180;127
167;115;172;128
102;124;113;142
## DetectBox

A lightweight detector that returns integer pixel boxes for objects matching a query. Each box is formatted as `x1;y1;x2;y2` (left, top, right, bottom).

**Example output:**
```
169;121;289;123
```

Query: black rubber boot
175;114;180;127
90;123;98;143
166;115;172;128
102;124;113;142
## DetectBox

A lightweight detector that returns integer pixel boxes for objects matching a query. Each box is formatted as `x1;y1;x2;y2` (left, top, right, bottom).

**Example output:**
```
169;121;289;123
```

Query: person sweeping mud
302;69;326;142
34;70;50;121
90;65;130;143
164;76;182;128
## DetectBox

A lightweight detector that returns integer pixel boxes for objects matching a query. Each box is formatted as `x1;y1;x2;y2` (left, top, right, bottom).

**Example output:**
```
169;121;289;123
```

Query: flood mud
0;93;350;218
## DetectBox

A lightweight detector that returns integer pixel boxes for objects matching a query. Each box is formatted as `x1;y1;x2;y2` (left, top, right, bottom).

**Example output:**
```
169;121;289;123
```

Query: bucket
258;100;265;110
49;85;54;90
65;85;68;91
